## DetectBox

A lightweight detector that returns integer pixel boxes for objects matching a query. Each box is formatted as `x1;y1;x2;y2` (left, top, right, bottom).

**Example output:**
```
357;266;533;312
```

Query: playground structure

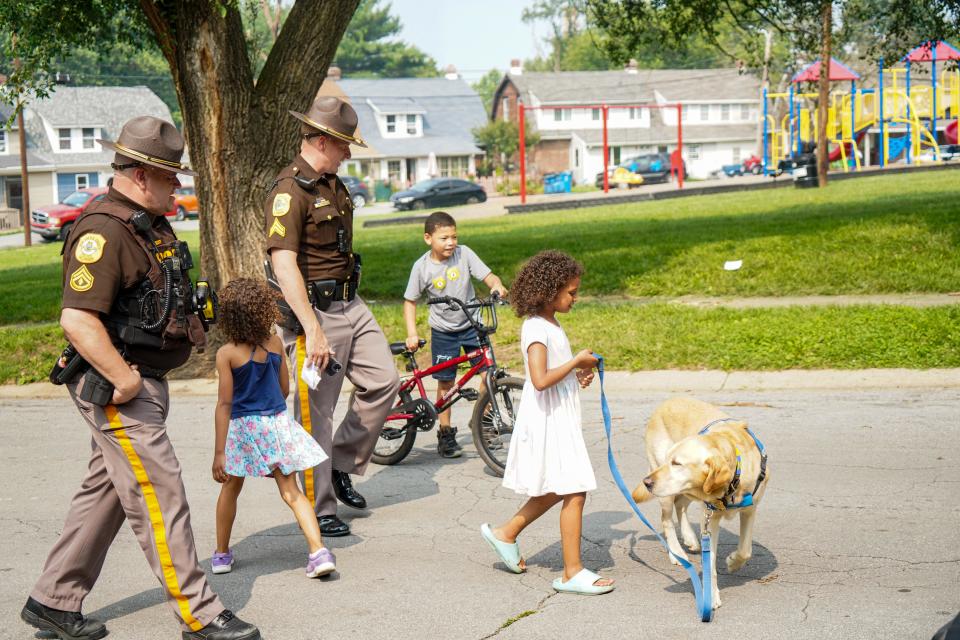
763;41;960;175
517;102;684;204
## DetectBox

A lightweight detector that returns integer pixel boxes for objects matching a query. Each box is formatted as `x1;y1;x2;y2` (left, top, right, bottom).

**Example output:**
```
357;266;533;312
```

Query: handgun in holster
49;344;116;406
264;259;304;334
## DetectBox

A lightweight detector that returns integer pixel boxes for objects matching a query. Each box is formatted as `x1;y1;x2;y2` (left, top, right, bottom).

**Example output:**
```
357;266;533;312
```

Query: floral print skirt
224;409;328;477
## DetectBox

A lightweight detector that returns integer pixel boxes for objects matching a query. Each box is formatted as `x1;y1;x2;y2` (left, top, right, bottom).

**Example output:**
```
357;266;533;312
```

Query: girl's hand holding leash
212;453;228;484
575;368;595;388
574;349;599;369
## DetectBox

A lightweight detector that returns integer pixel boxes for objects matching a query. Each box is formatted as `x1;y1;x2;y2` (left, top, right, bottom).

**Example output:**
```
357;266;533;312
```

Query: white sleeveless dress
502;316;597;497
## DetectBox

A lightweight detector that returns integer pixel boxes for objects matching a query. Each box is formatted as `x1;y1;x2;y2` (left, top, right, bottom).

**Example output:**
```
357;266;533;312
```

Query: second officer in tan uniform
266;97;399;537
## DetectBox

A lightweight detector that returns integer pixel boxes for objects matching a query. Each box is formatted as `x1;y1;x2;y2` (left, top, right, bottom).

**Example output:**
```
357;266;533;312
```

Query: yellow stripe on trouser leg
296;335;315;506
106;405;203;632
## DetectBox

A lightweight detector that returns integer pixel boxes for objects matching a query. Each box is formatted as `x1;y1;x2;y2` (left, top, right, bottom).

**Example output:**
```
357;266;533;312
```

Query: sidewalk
5;367;960;400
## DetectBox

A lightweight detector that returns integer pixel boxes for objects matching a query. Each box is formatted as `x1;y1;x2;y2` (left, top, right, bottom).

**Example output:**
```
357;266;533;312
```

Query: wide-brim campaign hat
97;116;197;176
289;96;367;147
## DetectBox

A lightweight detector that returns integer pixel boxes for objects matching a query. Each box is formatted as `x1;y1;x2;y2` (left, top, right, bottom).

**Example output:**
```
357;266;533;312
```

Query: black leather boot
21;597;107;640
332;469;367;509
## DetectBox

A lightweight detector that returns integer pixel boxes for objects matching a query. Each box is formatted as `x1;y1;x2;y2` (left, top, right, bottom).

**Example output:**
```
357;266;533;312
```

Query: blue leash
594;354;714;622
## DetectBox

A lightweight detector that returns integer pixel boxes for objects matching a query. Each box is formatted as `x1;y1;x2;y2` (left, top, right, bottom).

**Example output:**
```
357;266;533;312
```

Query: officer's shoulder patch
272;193;292;217
74;233;106;264
69;265;95;292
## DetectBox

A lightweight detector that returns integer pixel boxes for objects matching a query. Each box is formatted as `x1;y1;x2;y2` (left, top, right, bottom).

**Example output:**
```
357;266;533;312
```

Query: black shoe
182;609;260;640
20;597;107;640
437;427;463;458
318;514;351;537
332;470;367;509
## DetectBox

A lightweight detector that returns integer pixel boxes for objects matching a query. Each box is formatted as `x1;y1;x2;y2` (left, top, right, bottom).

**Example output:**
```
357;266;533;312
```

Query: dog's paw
668;550;689;566
711;589;722;609
684;539;701;553
726;551;750;573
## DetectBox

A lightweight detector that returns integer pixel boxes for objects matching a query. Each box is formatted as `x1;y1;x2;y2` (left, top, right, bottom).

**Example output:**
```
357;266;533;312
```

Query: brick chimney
327;65;342;81
625;59;638;74
444;64;459;80
510;58;523;75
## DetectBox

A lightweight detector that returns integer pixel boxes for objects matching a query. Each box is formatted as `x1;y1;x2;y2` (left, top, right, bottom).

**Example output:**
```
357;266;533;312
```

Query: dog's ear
702;455;733;495
632;482;653;503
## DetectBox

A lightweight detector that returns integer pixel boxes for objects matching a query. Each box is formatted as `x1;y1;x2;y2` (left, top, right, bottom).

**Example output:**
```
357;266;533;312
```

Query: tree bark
817;0;832;188
139;0;360;289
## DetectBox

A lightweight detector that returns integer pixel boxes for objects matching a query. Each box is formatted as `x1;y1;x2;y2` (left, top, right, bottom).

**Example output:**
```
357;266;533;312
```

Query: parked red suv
32;186;177;241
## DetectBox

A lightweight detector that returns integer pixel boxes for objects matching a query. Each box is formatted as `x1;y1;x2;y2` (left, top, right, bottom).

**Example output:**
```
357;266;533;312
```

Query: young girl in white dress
480;251;614;595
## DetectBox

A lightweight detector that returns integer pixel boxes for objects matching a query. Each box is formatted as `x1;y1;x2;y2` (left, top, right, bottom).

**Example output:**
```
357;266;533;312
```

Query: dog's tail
631;482;653;504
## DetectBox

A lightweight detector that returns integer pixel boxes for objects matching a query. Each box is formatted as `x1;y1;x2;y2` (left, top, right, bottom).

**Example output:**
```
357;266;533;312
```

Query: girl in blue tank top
211;278;335;579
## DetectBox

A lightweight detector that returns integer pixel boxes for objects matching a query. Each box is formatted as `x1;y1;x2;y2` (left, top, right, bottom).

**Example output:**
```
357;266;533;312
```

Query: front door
405;158;417;185
6;177;23;221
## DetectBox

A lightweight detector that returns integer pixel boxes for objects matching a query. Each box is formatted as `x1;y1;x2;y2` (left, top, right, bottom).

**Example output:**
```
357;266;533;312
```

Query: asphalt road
2;385;958;639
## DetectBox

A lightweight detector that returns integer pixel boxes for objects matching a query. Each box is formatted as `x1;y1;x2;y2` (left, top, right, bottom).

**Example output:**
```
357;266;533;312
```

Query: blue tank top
230;346;287;419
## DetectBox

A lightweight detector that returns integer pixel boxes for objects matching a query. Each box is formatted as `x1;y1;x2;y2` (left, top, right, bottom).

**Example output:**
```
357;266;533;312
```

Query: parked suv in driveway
31;187;109;241
341;175;371;208
594;152;683;188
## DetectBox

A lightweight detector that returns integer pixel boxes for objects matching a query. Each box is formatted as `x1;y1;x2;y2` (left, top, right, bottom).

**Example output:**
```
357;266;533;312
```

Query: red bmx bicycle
370;293;524;476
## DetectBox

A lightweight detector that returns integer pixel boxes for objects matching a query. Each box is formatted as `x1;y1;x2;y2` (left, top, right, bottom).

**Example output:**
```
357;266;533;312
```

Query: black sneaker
182;609;260;640
20;596;107;640
437;427;463;458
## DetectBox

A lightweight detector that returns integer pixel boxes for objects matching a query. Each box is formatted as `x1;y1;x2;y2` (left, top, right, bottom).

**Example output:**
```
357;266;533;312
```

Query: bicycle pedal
381;427;405;440
460;388;479;401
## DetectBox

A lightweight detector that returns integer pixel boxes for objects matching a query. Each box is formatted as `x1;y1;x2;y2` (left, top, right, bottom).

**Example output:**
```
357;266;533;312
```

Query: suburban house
317;67;487;187
0;85;176;223
491;62;762;182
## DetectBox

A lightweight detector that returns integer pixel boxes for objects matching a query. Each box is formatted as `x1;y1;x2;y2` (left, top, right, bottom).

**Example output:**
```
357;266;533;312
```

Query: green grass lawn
2;170;958;383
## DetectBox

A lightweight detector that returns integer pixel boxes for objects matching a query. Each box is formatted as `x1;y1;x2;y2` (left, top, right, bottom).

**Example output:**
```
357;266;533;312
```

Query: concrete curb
4;368;959;399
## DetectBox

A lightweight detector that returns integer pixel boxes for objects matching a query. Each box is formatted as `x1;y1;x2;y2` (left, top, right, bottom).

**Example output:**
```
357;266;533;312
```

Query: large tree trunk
816;1;832;188
139;0;360;289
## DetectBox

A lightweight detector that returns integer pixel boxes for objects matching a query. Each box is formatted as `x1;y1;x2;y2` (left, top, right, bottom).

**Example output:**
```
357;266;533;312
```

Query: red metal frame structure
518;102;684;203
388;344;494;421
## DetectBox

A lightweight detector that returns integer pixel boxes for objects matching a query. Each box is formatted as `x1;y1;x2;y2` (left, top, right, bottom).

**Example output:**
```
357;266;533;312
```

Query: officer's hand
405;335;421;352
112;365;143;405
305;325;334;372
212;453;228;483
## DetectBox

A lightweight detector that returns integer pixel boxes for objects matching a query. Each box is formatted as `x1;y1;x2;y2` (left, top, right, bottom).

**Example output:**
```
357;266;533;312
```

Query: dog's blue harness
594;355;714;621
697;419;768;511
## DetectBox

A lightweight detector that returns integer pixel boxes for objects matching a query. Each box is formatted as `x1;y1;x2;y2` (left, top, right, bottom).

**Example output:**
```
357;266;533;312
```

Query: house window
76;174;89;190
688;144;701;160
0;130;6;153
439;156;469;177
629;107;643;120
406;114;417;135
700;104;710;121
608;146;621;165
574;148;579;167
386;115;396;134
741;104;750;121
732;146;741;163
502;97;510;121
59;128;72;151
721;104;730;121
82;127;95;149
681;104;689;121
592;108;600;121
553;109;571;122
387;160;401;182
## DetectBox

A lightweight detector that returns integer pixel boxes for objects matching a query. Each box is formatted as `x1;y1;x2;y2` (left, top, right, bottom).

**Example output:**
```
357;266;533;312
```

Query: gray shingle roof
507;68;761;104
338;78;486;157
22;86;176;169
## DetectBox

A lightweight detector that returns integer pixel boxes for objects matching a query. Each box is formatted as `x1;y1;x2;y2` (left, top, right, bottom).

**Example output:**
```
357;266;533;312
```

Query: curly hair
218;277;281;346
510;250;584;317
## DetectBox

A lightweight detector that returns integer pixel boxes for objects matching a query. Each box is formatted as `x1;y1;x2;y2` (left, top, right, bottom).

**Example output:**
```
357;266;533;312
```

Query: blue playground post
762;87;769;175
906;61;912;164
789;85;795;156
932;44;938;155
851;79;857;168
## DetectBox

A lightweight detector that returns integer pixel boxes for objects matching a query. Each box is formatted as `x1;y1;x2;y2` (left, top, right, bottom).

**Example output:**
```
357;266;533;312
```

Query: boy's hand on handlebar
574;349;599;370
405;335;421;352
491;285;508;300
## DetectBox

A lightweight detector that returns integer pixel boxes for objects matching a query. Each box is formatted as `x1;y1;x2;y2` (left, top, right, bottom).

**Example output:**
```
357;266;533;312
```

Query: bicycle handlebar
425;292;504;334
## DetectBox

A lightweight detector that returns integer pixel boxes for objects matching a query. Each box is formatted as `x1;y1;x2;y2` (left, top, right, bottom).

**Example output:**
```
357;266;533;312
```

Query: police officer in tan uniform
266;97;400;537
21;117;260;640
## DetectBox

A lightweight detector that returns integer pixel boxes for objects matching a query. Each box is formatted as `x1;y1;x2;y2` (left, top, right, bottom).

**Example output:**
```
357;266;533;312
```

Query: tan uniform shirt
264;154;355;282
61;188;191;370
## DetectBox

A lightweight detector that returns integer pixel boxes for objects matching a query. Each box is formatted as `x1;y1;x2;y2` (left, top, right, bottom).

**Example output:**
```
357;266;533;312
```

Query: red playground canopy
902;40;960;62
791;57;860;83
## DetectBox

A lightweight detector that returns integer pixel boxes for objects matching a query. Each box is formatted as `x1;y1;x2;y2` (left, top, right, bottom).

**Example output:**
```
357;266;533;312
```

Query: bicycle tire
470;376;525;477
365;390;421;466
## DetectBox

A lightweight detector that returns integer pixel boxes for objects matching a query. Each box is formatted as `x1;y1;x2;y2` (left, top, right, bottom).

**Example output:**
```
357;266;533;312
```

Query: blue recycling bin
543;171;572;194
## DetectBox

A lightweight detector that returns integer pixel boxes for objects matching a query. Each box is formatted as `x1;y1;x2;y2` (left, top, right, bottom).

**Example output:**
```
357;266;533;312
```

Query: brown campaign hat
98;116;197;176
289;96;367;147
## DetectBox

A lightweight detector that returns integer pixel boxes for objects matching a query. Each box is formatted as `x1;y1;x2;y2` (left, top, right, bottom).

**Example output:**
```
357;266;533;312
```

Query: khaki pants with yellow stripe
31;378;223;631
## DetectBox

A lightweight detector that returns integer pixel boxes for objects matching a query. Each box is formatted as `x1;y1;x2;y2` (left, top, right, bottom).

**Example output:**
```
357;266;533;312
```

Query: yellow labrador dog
632;397;769;609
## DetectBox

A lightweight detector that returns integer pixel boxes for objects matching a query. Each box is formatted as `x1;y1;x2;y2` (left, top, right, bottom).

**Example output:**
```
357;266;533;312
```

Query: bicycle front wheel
364;390;421;466
469;376;524;476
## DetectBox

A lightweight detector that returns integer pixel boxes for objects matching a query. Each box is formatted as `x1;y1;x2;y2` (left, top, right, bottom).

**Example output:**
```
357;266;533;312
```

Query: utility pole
13;50;31;246
816;1;832;188
757;29;773;155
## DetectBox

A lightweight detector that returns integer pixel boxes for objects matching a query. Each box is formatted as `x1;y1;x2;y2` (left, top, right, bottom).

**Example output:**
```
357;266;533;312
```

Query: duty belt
309;279;357;306
130;363;169;380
